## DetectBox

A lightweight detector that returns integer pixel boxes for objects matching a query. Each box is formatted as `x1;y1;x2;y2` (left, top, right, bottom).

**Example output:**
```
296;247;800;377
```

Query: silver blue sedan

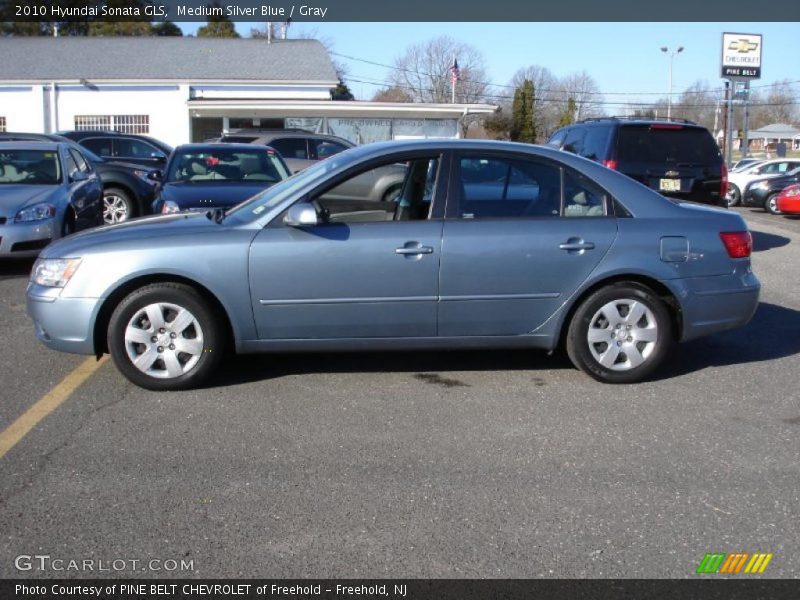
1;142;102;256
27;140;759;390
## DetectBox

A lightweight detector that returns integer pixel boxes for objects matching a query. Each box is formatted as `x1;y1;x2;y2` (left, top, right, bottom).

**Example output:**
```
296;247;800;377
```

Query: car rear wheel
765;193;782;215
566;283;673;384
725;183;741;207
103;187;136;224
108;283;224;391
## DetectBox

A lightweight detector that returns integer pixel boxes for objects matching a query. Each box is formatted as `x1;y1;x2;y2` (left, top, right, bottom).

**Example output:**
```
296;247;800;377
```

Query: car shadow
204;302;800;388
751;229;790;252
655;302;800;379
0;258;35;281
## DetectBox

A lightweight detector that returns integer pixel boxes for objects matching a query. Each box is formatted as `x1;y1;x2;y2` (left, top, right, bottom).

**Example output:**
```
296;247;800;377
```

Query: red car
776;183;800;215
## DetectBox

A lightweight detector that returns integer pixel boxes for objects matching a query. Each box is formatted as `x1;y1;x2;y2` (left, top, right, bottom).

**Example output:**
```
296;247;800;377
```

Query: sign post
720;32;762;167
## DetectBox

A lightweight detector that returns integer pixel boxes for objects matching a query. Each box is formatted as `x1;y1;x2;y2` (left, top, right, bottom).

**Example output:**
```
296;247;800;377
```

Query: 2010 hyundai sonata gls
27;140;760;390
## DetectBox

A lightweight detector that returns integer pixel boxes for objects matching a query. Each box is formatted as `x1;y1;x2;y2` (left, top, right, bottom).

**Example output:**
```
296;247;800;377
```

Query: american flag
449;58;460;84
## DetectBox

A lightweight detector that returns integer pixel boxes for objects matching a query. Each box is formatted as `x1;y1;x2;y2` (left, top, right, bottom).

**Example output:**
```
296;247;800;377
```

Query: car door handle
396;246;434;255
559;241;596;251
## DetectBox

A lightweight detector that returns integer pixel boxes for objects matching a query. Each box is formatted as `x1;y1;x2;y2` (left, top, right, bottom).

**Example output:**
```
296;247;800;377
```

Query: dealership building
0;37;496;146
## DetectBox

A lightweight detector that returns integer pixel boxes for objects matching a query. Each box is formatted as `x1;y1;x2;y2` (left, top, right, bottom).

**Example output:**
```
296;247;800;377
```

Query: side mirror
147;170;163;182
70;170;88;182
283;202;319;227
151;152;167;163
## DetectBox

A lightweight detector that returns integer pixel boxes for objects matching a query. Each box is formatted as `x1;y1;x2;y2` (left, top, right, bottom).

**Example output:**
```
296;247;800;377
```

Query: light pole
660;45;684;119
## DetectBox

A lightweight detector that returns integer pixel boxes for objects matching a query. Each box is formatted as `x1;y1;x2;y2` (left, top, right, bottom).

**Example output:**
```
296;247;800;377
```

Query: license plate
659;178;681;192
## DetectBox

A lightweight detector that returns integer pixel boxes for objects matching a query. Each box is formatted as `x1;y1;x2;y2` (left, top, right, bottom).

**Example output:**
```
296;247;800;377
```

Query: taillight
719;231;752;259
720;162;728;197
603;159;617;170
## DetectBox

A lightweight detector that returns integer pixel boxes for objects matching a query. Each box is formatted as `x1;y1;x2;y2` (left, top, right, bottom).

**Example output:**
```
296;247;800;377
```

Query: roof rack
577;116;697;125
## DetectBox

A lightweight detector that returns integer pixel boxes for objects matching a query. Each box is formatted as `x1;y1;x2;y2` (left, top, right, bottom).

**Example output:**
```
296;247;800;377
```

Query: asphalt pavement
0;207;798;579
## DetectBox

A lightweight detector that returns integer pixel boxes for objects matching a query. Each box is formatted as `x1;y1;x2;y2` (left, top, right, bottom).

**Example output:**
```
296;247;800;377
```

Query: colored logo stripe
696;552;773;574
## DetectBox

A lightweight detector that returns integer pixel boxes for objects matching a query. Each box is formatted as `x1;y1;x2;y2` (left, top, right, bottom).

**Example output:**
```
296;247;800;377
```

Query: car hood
159;181;272;209
39;211;230;258
0;185;59;214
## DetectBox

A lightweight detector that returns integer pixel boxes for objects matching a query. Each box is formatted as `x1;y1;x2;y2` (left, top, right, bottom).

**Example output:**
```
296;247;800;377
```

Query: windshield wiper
206;208;226;224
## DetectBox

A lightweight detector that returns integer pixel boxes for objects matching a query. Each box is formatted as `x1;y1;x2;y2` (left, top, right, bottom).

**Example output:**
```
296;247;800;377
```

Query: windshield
0;149;61;184
165;148;290;184
224;150;355;224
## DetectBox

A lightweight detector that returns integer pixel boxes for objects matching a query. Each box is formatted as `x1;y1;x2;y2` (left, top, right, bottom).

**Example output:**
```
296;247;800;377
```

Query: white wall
0;86;46;132
54;85;190;147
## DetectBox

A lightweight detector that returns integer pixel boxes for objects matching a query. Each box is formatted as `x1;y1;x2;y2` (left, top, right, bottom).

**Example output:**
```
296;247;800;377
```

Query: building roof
0;37;339;83
749;123;800;138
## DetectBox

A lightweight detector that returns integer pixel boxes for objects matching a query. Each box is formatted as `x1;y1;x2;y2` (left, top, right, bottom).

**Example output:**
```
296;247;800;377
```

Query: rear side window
270;138;308;160
580;126;612;161
616;125;720;164
81;137;112;157
562;128;586;155
457;156;561;219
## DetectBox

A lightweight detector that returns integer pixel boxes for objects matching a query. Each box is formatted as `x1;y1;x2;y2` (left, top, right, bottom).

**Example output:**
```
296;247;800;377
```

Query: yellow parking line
0;355;108;459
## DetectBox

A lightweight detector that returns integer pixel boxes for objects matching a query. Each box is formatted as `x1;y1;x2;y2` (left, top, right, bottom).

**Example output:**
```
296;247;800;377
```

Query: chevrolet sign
721;32;762;79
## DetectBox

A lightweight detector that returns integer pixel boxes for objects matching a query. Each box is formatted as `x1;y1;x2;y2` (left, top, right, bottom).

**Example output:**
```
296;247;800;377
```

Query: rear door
614;124;724;205
438;152;617;337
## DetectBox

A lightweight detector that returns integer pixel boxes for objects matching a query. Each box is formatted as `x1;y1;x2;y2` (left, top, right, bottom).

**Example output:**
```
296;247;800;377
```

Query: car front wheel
103;187;136;224
566;283;673;384
108;283;224;390
726;183;741;207
765;193;782;215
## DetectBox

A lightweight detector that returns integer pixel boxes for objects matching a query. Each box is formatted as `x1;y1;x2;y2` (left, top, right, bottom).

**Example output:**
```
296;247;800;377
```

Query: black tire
103;186;136;224
107;283;225;391
566;282;673;384
765;193;782;215
725;183;741;207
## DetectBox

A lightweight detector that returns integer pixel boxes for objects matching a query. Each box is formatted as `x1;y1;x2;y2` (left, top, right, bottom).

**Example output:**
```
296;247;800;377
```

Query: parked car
776;183;800;215
218;129;353;173
0;132;157;223
730;158;764;172
0;141;102;256
726;158;800;207
151;144;290;214
27;140;759;391
742;167;800;214
60;130;173;169
547;117;728;207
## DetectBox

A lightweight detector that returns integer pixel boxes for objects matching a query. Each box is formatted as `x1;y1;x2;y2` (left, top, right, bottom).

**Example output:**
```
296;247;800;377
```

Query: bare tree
371;87;413;103
554;71;604;122
389;36;488;104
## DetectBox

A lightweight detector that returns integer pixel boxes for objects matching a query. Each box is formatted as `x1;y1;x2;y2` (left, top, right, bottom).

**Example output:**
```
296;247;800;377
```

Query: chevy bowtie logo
728;39;759;53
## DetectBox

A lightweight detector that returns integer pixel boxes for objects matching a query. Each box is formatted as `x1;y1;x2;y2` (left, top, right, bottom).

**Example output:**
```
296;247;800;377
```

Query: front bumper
671;265;760;342
0;219;58;257
26;284;100;355
742;187;769;208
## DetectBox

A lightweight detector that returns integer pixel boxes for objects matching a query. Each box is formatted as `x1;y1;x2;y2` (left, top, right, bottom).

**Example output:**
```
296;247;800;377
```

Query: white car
727;158;800;206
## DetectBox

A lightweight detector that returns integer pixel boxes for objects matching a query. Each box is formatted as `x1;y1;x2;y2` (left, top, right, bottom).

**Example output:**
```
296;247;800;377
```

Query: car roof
0;141;62;150
174;142;278;152
226;129;352;142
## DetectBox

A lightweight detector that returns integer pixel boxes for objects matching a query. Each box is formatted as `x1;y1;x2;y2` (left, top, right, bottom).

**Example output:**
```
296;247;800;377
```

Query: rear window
616;125;720;164
220;135;259;144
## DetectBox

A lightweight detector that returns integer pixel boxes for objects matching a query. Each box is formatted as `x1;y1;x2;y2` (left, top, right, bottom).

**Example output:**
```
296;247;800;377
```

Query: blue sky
179;22;799;105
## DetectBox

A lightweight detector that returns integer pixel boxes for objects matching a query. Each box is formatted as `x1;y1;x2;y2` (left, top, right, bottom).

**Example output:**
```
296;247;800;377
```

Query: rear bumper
669;267;760;342
26;285;99;354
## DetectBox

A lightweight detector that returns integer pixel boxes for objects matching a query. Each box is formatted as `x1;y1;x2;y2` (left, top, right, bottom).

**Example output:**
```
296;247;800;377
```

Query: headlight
15;203;56;222
783;187;800;198
31;258;82;288
753;181;770;190
160;200;181;214
134;169;158;186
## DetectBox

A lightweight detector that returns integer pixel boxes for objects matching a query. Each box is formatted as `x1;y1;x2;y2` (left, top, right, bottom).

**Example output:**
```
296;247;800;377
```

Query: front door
249;153;446;339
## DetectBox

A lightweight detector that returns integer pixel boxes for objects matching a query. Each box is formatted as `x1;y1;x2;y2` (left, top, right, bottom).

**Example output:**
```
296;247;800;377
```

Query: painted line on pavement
0;355;109;459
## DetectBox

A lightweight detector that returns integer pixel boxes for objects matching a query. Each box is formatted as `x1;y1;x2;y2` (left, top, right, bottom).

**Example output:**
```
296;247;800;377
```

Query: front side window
311;139;350;160
82;138;112;157
312;156;440;224
68;148;90;173
457;156;561;219
0;149;61;184
115;138;161;159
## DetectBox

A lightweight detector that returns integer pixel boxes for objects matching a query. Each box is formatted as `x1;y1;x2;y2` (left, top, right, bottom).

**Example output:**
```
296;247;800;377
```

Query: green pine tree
197;2;239;38
558;97;577;127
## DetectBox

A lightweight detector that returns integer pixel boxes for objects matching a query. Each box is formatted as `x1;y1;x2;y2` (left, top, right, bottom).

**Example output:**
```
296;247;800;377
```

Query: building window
74;114;149;134
0;117;6;132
